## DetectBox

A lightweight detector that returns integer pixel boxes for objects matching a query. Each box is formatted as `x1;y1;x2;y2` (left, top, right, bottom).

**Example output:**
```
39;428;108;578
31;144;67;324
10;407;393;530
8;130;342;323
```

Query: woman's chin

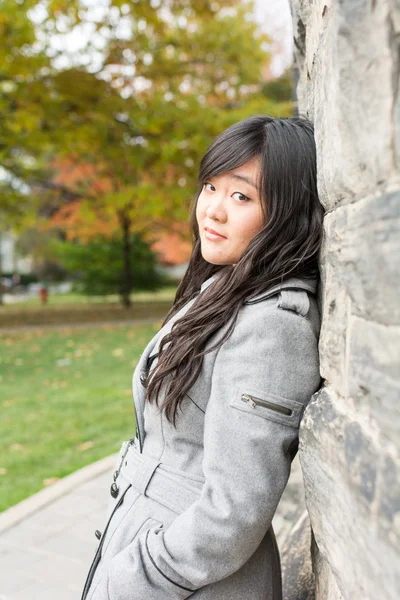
201;250;228;265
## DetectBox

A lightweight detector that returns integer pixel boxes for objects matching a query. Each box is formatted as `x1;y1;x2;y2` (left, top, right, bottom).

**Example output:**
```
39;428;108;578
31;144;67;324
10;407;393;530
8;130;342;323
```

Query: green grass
3;285;178;310
0;322;161;512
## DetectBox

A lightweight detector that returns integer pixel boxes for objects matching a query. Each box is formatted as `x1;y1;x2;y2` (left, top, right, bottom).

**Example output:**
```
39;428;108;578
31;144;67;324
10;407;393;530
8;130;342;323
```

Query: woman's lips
204;227;227;241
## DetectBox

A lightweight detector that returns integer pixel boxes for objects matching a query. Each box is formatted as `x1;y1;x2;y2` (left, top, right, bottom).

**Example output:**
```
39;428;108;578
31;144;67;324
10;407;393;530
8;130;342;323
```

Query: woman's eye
203;182;215;192
232;192;251;202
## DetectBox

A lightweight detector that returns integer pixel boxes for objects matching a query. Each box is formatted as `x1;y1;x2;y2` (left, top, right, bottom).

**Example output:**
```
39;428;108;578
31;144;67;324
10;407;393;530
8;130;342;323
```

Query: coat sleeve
94;305;321;600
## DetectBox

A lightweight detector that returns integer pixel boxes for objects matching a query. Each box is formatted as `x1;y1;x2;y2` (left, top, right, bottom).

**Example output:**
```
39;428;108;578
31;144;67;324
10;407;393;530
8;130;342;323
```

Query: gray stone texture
280;510;315;600
289;0;400;598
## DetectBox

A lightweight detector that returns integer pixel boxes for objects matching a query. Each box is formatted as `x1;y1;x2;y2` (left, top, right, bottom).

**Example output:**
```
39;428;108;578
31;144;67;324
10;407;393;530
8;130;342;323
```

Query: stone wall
288;0;400;598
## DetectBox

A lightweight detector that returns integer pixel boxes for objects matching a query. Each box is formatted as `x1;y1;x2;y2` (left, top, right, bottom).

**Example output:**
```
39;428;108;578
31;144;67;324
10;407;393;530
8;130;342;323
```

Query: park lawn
3;285;178;309
0;321;161;512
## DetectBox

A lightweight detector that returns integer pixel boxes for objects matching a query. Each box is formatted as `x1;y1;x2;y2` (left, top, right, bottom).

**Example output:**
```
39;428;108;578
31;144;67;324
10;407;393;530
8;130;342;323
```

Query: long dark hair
146;115;325;425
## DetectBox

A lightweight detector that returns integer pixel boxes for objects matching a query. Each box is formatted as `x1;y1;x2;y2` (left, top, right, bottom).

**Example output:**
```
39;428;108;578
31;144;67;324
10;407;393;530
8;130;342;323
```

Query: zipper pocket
241;393;293;416
81;483;132;600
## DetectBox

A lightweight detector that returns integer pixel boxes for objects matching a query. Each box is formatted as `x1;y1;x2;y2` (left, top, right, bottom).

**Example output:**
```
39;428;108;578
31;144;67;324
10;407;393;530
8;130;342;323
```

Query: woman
81;115;325;600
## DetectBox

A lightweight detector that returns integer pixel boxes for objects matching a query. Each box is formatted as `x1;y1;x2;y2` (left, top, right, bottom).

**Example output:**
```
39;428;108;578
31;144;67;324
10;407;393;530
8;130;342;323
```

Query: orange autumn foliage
49;157;193;265
50;199;120;242
51;157;113;196
152;230;192;266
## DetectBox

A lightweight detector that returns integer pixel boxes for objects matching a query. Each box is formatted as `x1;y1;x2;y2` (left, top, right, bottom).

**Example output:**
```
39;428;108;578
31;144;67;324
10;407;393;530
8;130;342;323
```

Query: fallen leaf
0;468;7;475
77;441;94;451
43;477;59;486
10;443;24;451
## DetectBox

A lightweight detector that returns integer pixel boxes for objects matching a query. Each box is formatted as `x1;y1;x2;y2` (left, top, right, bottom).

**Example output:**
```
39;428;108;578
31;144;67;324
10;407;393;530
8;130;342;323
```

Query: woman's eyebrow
229;173;259;191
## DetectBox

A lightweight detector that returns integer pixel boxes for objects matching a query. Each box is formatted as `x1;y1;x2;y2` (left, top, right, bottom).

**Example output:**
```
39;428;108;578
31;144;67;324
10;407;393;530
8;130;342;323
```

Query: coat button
110;482;119;498
95;530;102;540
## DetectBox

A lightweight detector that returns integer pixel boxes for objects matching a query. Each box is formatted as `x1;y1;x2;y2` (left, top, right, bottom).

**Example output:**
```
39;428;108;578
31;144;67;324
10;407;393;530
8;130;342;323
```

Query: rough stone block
299;386;400;599
311;536;344;600
348;314;400;447
281;509;315;600
318;189;400;394
292;0;395;209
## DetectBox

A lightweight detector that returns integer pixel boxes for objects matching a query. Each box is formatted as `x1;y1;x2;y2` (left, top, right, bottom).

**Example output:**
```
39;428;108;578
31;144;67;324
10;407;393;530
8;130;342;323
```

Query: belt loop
121;444;203;513
134;454;161;496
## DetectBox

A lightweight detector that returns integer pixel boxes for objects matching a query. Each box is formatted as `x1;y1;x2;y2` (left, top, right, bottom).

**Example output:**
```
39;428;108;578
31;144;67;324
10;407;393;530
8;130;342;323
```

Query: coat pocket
136;516;164;540
102;492;164;562
229;385;305;429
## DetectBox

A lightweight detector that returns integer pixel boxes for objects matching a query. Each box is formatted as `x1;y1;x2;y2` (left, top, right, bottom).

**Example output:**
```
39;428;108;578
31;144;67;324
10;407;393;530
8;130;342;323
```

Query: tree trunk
119;211;133;308
0;231;3;306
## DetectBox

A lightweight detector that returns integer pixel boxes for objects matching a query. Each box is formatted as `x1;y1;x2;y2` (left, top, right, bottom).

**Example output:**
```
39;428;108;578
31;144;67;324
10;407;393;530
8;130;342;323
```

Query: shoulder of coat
243;276;319;319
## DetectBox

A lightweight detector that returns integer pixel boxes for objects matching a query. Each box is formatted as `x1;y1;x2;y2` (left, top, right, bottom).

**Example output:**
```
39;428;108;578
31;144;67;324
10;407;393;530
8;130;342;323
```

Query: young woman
81;115;325;600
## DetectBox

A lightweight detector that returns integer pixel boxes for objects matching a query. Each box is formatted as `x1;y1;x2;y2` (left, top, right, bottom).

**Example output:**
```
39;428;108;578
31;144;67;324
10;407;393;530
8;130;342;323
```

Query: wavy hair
146;115;325;425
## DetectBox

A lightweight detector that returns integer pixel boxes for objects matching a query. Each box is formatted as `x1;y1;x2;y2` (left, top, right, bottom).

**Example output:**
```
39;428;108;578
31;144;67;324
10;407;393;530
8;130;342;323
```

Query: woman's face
196;155;264;266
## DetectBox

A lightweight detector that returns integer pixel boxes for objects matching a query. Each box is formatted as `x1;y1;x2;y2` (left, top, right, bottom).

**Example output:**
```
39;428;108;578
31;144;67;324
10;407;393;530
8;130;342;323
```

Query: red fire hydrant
39;285;48;305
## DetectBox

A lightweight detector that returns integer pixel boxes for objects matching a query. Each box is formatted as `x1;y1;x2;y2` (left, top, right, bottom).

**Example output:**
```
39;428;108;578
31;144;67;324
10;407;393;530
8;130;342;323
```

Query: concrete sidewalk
0;456;117;600
0;454;306;600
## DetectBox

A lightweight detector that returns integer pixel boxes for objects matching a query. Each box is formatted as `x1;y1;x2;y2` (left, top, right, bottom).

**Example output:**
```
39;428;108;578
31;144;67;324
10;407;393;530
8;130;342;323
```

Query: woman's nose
205;194;227;222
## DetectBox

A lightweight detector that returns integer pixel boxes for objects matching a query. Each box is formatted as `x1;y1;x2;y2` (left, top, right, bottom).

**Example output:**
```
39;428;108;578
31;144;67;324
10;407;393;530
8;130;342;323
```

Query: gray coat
81;274;322;600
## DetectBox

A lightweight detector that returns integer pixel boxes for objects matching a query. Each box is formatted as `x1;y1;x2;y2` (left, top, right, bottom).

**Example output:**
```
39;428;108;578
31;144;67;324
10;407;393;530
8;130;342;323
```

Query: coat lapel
132;328;163;450
132;288;207;449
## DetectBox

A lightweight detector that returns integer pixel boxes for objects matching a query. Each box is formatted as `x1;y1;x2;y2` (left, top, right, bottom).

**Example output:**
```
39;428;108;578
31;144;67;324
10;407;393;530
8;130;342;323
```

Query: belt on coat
120;442;204;515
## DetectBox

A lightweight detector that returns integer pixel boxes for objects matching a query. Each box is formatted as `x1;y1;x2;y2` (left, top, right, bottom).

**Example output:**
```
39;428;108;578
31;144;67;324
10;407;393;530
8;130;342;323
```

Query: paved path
0;454;306;599
0;458;115;600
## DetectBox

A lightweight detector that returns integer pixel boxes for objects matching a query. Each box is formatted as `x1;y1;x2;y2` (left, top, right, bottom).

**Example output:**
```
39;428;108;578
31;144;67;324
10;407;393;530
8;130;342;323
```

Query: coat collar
244;276;318;304
199;273;318;303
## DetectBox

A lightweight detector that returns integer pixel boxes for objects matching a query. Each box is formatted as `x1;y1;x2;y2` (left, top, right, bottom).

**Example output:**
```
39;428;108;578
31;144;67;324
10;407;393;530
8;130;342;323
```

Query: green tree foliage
0;0;53;223
0;0;52;301
53;233;166;299
0;0;294;306
262;68;293;103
